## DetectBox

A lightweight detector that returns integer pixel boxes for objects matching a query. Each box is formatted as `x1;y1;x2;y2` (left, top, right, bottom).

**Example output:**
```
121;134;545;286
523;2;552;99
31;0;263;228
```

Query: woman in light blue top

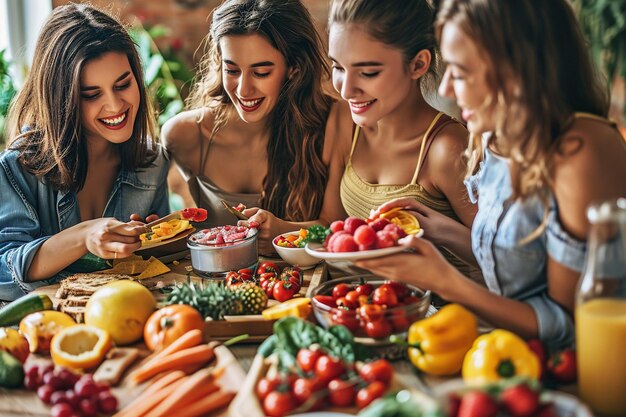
0;4;169;300
359;0;626;348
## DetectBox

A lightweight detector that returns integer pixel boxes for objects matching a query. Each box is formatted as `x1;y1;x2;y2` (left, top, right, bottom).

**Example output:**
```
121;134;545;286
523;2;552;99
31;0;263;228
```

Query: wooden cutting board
0;344;244;417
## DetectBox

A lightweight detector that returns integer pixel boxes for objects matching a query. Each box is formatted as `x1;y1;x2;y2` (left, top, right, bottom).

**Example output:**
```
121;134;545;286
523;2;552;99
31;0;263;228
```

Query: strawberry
547;348;577;384
526;339;547;380
354;225;377;246
330;220;345;233
458;391;499;417
344;217;367;234
375;231;396;249
331;234;358;252
500;384;540;417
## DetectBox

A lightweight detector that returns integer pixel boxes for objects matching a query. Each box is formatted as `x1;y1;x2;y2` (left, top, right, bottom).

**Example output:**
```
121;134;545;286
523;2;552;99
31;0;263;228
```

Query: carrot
131;344;215;384
140;329;203;369
175;391;236;417
114;371;186;417
144;368;219;417
113;375;189;417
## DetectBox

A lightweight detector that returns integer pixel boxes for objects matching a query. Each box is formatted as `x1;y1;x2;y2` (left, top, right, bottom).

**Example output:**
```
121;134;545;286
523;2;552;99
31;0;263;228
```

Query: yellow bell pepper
405;304;478;375
462;329;540;384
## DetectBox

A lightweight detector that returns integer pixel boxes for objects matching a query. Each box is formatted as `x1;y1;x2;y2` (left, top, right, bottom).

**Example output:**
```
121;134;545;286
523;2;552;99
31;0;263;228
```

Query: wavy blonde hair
436;0;609;240
186;0;332;221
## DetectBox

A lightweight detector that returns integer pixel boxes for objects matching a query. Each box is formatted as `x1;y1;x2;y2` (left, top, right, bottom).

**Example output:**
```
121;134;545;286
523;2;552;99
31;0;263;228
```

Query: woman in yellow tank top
246;0;481;278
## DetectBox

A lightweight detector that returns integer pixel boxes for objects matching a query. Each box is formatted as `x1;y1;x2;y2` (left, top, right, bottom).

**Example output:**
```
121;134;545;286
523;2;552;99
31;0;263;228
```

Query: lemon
262;298;311;320
50;324;111;370
85;280;156;345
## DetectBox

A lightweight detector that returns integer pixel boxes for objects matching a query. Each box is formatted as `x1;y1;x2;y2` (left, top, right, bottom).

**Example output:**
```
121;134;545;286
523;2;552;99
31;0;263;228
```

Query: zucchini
65;252;110;273
0;350;24;388
0;293;53;326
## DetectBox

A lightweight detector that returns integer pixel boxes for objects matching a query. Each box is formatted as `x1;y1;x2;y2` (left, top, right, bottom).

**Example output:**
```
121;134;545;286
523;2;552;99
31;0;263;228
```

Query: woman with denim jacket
0;4;170;300
358;0;626;349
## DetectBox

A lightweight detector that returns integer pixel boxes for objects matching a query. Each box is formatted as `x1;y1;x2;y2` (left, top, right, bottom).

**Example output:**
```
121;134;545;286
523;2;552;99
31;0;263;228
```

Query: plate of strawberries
304;215;423;262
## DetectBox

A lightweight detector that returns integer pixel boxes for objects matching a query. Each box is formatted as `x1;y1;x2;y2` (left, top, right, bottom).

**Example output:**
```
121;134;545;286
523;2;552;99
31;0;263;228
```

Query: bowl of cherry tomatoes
310;275;431;345
273;230;321;270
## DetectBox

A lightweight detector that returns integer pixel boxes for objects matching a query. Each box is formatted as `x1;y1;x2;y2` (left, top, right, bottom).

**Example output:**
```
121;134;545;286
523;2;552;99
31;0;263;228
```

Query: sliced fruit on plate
181;207;208;222
140;218;191;245
50;324;112;369
378;208;421;235
262;298;311;320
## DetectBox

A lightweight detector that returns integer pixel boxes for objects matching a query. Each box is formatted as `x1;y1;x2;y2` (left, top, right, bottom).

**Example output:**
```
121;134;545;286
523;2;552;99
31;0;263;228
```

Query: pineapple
165;281;243;320
233;283;268;315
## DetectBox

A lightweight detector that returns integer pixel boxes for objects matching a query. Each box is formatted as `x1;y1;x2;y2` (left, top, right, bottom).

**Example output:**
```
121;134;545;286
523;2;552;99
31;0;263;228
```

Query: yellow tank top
339;112;484;290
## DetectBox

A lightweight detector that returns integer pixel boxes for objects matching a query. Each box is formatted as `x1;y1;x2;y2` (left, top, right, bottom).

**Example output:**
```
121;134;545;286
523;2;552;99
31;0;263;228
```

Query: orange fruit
51;324;111;370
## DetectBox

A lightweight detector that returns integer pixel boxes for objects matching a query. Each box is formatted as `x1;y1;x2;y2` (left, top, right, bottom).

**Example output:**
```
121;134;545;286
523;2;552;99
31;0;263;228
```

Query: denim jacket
0;145;170;300
465;143;585;349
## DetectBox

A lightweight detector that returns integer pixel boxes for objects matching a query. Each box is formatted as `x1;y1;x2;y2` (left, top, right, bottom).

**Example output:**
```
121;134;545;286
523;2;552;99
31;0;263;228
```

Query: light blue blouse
0;145;170;300
465;142;584;349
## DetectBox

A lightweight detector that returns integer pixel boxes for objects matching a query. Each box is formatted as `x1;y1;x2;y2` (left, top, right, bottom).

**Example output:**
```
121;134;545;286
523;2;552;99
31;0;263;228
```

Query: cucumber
65;252;110;273
0;293;53;326
0;350;24;388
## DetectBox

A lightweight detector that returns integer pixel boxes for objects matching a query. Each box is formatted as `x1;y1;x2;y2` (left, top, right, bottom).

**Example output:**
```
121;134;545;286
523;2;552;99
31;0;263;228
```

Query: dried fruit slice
378;208;421;235
50;324;112;370
139;219;191;245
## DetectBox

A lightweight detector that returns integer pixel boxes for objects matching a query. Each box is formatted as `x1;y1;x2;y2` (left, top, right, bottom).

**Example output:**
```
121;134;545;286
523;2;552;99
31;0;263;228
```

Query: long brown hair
436;0;609;201
6;4;158;193
328;0;440;93
187;0;332;221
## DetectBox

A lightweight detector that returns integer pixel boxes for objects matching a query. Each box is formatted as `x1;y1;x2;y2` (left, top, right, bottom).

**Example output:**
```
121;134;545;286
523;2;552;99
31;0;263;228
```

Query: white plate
304;229;423;262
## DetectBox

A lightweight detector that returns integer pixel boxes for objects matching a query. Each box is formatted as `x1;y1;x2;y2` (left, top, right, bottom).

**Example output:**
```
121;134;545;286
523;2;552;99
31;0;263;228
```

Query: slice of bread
55;273;135;298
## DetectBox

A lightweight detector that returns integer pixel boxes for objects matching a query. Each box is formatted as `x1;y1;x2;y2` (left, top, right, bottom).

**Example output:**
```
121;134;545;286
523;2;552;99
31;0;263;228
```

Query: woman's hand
84;218;147;259
355;234;461;298
130;213;160;223
373;197;461;246
240;208;286;255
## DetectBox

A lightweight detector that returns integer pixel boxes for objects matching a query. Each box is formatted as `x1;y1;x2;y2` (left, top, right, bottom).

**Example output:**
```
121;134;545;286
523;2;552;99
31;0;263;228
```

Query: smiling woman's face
220;33;289;125
328;23;418;127
79;51;140;145
438;21;496;135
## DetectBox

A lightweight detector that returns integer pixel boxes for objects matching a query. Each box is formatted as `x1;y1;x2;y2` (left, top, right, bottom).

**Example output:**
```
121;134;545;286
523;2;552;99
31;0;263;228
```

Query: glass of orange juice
576;199;626;416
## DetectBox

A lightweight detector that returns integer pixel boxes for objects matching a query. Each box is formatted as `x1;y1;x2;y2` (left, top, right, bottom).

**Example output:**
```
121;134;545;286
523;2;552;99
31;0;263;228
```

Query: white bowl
272;231;321;270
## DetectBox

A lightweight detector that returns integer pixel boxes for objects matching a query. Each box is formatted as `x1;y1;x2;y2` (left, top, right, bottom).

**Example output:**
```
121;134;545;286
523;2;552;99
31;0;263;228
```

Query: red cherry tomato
328;378;356;407
383;280;410;300
355;283;374;296
364;318;393;339
296;349;323;373
273;281;298;302
314;355;346;383
332;283;351;299
331;309;360;332
358;304;384;322
263;391;298;417
256;376;281;401
356;381;387;409
372;285;398;307
258;261;280;275
314;295;336;308
359;359;394;385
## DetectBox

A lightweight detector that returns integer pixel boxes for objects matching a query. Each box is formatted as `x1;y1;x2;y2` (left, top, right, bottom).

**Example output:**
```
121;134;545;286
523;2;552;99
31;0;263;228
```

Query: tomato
258;262;280;275
263;390;298;417
314;355;346;383
355;283;374;297
296;348;323;373
345;290;361;306
359;359;393;385
372;285;398;307
364;318;392;339
328;378;356;407
388;309;410;332
273;281;298;302
358;304;384;322
332;283;351;300
356;381;387;409
143;305;204;352
331;309;360;332
383;280;410;301
313;295;336;308
256;376;281;401
547;348;577;383
527;339;547;380
336;297;357;310
292;376;324;405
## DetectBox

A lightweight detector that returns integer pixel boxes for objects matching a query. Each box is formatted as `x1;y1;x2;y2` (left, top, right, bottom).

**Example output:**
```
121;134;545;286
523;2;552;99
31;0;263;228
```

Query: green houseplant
0;49;18;149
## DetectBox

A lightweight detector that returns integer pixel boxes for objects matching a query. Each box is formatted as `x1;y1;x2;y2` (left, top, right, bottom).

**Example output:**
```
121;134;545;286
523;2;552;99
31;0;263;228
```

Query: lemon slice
50;324;112;370
379;208;421;234
262;298;311;320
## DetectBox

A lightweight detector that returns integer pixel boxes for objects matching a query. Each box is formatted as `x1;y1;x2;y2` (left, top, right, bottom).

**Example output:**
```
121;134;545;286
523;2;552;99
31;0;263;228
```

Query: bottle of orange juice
575;199;626;416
